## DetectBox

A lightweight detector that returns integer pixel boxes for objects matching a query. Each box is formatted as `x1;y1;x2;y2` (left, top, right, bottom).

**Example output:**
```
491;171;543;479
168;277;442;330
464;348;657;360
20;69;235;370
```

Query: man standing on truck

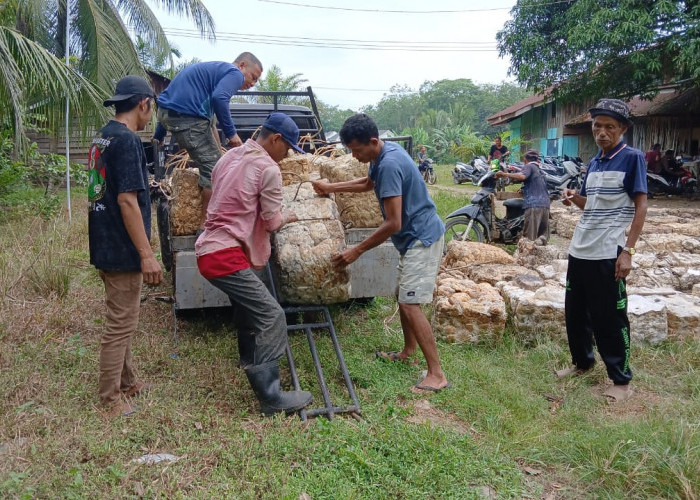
195;113;313;416
88;75;163;417
312;114;449;394
557;98;647;403
153;53;263;230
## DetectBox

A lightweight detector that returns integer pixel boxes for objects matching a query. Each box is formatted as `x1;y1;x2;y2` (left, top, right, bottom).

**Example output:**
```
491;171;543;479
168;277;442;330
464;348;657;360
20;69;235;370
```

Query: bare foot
411;373;450;394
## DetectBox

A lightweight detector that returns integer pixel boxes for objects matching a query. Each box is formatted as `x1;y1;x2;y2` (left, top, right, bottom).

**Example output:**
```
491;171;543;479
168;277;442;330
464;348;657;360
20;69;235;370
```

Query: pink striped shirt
195;139;284;269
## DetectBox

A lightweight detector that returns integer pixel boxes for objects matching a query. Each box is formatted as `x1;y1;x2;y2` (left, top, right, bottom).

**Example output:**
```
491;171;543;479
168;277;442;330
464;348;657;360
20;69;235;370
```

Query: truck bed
170;229;399;310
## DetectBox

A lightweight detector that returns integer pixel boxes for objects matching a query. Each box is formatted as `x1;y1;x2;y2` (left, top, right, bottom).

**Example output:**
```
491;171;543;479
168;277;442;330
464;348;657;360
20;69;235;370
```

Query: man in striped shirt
556;98;647;403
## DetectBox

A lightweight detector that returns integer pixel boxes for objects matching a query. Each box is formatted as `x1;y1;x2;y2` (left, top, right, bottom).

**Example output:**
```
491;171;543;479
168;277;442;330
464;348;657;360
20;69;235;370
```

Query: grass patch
0;187;698;498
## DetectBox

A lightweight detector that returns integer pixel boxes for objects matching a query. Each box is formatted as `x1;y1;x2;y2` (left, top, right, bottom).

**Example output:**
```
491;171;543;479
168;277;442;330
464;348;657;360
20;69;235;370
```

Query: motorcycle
541;157;586;197
418;158;437;185
444;169;524;245
452;157;489;185
647;170;697;197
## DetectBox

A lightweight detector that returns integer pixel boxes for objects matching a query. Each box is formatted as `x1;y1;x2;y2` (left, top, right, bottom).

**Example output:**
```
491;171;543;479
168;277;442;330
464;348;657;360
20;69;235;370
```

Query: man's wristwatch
622;246;636;256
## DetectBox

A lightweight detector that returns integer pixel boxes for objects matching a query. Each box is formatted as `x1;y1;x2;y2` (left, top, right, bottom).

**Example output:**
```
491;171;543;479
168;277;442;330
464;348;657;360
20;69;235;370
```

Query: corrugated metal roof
487;89;553;126
564;87;700;126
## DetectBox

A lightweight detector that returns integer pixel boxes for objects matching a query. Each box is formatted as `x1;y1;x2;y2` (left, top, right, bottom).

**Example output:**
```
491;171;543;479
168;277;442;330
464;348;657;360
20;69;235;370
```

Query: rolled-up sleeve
260;166;284;232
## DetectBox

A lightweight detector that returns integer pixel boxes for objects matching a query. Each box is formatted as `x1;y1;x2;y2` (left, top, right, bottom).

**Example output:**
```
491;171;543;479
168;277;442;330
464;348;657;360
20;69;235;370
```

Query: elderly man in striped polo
556;98;648;403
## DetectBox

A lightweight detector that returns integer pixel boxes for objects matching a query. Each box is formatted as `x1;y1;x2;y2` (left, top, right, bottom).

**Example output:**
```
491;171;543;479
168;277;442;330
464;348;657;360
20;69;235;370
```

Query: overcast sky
149;0;517;110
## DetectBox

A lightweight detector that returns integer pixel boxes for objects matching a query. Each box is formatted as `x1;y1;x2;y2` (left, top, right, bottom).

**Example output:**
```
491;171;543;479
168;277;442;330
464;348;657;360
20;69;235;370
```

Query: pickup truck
154;88;408;310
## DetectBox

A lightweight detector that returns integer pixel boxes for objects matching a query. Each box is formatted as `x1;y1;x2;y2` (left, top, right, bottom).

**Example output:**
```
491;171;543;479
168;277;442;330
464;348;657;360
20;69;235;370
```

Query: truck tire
157;197;173;272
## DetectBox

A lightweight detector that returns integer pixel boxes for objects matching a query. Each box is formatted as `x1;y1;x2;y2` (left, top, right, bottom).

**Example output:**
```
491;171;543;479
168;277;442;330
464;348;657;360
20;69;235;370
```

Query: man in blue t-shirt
153;53;263;229
88;75;163;417
312;114;449;393
495;148;551;244
556;99;647;404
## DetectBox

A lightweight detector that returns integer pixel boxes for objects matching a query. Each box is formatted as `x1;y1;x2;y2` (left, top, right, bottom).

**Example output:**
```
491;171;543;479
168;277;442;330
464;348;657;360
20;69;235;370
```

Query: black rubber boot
244;361;313;416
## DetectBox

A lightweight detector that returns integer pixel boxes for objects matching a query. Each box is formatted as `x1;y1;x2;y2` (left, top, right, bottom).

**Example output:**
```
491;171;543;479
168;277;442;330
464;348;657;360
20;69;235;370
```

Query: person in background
645;143;662;174
660;149;687;179
416;145;429;173
487;136;509;162
153;53;263;230
195;113;313;416
88;75;163;418
312;114;449;393
495;148;550;244
557;98;647;404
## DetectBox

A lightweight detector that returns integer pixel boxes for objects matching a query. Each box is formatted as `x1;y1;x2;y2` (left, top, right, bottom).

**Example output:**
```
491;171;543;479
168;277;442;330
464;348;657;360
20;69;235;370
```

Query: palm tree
252;65;308;104
1;0;215;153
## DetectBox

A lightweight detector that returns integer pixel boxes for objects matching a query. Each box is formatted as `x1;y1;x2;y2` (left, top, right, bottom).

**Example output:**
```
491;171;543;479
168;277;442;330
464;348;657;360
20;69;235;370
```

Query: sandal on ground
554;365;589;378
101;401;138;418
411;381;452;394
603;385;634;403
375;351;418;365
122;381;151;398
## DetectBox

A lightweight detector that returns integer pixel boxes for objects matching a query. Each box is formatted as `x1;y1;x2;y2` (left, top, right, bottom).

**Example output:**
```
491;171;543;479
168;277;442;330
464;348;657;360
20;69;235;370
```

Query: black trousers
564;254;632;385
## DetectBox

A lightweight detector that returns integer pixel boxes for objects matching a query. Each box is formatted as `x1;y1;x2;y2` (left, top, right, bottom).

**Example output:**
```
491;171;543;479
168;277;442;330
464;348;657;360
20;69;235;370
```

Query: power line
257;0;512;13
162;28;499;52
257;0;576;14
315;86;395;92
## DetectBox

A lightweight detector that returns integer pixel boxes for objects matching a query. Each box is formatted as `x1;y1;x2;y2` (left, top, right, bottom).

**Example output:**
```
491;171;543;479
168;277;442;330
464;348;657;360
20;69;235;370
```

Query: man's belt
164;108;200;119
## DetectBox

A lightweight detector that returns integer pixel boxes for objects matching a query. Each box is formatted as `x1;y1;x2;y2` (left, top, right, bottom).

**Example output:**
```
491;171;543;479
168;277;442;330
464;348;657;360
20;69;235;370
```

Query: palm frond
76;0;144;90
0;26;107;153
113;0;172;63
146;0;215;39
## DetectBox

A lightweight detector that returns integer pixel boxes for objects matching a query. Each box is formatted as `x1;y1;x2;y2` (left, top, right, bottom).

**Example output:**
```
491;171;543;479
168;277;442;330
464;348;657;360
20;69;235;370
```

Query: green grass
1;187;699;498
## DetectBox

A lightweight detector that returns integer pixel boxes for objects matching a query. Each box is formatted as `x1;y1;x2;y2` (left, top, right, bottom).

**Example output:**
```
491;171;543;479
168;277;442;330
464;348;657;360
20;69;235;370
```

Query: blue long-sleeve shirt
156;61;244;140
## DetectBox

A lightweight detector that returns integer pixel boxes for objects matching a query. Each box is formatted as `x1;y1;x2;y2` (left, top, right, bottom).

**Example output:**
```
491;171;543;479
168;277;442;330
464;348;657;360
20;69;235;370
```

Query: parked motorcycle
541;157;586;197
647;171;697;197
444;169;524;246
418;158;437;185
452;157;489;185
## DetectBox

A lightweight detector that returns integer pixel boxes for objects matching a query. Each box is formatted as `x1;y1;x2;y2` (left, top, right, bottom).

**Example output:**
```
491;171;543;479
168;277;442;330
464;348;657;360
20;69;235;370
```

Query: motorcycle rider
494;149;550;245
417;145;429;173
487;136;509;162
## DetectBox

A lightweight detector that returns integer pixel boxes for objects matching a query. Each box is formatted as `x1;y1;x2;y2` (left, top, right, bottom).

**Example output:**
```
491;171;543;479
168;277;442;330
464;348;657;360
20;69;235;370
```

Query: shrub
0;135;26;202
25;142;88;191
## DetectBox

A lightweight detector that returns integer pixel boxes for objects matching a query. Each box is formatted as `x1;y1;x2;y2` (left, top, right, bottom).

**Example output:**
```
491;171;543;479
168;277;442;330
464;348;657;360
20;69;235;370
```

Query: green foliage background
497;0;700;102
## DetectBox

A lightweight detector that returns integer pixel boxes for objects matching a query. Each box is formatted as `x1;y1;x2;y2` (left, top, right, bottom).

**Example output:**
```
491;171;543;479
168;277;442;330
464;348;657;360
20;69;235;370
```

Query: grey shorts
157;108;221;189
396;235;444;304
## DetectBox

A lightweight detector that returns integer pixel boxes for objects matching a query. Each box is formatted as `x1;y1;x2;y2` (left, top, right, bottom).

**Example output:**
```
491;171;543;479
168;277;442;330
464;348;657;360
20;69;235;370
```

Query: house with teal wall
487;86;700;163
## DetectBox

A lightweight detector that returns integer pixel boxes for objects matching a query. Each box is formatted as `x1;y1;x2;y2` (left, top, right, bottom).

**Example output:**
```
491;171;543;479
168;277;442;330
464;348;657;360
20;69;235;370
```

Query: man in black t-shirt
488;136;509;162
88;75;163;418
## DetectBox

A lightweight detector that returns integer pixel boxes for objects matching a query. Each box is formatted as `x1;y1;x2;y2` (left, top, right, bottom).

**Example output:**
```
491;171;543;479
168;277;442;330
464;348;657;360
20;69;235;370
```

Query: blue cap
263;112;304;153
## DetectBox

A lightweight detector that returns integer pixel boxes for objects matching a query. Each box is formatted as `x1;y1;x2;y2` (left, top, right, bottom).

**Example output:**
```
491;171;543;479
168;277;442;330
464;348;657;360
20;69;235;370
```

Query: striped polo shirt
569;141;647;260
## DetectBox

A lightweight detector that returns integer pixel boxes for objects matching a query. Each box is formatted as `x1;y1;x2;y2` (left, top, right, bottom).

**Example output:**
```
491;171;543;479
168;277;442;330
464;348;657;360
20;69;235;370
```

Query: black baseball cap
263;113;304;153
589;98;631;125
103;75;155;107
